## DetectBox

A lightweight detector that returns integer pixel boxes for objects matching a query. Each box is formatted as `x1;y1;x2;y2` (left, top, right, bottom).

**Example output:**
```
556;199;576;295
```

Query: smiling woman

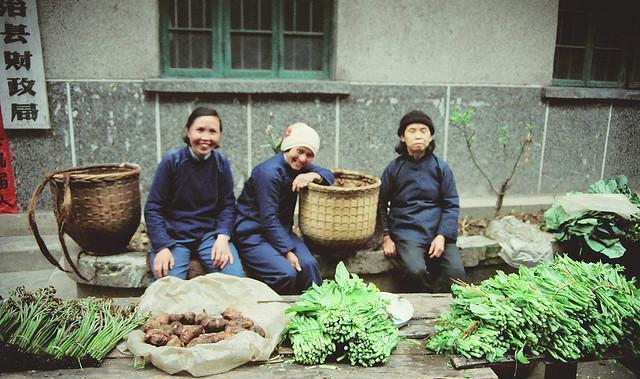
234;122;334;295
186;114;221;159
144;106;246;281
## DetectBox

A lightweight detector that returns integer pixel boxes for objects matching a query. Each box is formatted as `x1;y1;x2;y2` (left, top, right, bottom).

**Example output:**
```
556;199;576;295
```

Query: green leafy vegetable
283;262;400;367
544;175;640;259
0;286;148;362
427;256;640;363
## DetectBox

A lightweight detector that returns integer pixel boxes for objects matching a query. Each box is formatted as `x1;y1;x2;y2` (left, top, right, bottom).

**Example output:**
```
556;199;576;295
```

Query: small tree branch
494;133;532;216
461;127;499;195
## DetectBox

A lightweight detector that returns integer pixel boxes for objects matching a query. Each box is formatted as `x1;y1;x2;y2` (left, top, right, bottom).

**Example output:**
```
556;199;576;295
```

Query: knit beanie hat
397;110;435;136
280;122;320;156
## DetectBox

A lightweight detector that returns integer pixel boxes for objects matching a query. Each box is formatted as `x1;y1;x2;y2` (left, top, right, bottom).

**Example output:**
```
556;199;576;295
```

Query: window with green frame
160;0;333;79
552;0;639;89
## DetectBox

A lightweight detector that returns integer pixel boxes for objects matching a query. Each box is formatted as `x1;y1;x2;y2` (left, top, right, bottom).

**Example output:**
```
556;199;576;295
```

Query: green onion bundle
427;256;640;363
0;286;148;363
283;262;400;367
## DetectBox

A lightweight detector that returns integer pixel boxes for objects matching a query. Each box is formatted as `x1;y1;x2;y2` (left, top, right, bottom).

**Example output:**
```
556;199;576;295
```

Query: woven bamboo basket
299;169;381;251
28;164;141;281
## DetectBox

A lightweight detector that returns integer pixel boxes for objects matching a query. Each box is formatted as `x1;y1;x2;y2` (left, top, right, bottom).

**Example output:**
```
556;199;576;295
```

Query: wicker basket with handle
28;164;141;281
298;169;381;251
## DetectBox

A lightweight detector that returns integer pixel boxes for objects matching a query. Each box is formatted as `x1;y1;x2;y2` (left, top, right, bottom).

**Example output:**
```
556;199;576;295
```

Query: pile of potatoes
143;307;266;347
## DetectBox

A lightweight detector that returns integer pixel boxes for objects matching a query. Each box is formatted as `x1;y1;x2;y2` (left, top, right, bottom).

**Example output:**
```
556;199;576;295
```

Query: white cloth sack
488;216;554;268
125;273;290;377
556;193;640;219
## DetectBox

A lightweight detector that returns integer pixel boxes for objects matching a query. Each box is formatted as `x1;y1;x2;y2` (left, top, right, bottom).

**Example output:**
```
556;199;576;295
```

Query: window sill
143;78;351;96
542;86;640;101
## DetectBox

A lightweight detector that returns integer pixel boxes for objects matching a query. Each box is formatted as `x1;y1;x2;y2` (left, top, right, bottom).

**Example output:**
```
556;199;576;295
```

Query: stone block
63;250;152;288
457;235;502;267
315;249;396;278
359;273;403;293
465;264;518;285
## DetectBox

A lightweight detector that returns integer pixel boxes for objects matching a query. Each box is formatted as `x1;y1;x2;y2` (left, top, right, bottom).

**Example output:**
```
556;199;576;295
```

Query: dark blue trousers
390;239;466;293
235;231;322;295
150;231;245;280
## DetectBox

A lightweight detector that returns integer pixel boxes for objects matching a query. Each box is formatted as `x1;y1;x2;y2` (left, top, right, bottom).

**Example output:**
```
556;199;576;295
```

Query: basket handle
28;173;71;273
57;174;91;282
27;172;90;282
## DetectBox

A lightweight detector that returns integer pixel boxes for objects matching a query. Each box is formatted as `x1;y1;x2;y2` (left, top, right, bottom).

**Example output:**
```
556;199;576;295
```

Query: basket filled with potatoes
142;307;266;348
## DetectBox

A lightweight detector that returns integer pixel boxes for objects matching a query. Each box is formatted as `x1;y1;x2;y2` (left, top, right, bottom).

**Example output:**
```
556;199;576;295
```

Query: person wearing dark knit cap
377;110;465;292
234;123;334;295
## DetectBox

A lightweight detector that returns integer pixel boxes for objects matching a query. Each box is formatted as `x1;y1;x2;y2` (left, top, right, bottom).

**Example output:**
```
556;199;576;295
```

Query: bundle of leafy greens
544;175;640;259
283;262;400;367
427;256;639;363
0;286;148;366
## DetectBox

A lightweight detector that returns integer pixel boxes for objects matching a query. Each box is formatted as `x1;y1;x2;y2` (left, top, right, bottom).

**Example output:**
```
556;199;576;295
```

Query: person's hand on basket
292;172;322;192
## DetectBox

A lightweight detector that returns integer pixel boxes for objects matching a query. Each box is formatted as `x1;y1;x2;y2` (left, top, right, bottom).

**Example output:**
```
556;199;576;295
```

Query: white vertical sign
0;0;50;129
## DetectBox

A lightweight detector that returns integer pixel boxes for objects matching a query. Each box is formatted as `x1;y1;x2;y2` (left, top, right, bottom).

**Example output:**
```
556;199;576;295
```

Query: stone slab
144;79;351;95
457;235;502;268
63;250;152;289
465;263;518;285
315;248;395;277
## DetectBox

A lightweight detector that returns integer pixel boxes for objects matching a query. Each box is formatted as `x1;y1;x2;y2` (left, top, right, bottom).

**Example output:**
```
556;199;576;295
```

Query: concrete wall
9;82;640;211
5;0;639;212
37;0;159;79
36;0;558;85
334;0;559;85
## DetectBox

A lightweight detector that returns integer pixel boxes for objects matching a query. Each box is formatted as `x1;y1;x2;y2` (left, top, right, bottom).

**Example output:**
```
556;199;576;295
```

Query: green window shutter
224;0;276;78
552;0;638;89
161;0;332;79
160;0;221;77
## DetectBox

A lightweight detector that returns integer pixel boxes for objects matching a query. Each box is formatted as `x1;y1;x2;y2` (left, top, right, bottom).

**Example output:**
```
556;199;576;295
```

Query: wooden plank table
451;352;640;379
0;293;497;379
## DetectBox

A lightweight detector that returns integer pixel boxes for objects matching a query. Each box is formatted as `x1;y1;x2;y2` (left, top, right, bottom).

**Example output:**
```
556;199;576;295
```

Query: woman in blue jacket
234;123;334;294
144;106;245;279
378;110;465;292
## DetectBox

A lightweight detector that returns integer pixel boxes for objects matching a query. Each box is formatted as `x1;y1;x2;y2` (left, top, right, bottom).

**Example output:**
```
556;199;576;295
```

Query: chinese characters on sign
0;0;50;129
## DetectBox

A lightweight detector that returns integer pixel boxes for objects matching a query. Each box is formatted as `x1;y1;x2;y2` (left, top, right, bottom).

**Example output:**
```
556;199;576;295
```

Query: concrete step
0;269;56;298
459;194;554;218
0;234;79;272
0;211;58;237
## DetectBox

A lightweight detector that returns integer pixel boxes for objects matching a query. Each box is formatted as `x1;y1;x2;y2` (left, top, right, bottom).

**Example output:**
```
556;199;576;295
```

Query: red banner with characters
0;108;18;213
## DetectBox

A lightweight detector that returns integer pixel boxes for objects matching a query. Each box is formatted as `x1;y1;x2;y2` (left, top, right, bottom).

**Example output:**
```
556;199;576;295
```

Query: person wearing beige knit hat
233;122;334;294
